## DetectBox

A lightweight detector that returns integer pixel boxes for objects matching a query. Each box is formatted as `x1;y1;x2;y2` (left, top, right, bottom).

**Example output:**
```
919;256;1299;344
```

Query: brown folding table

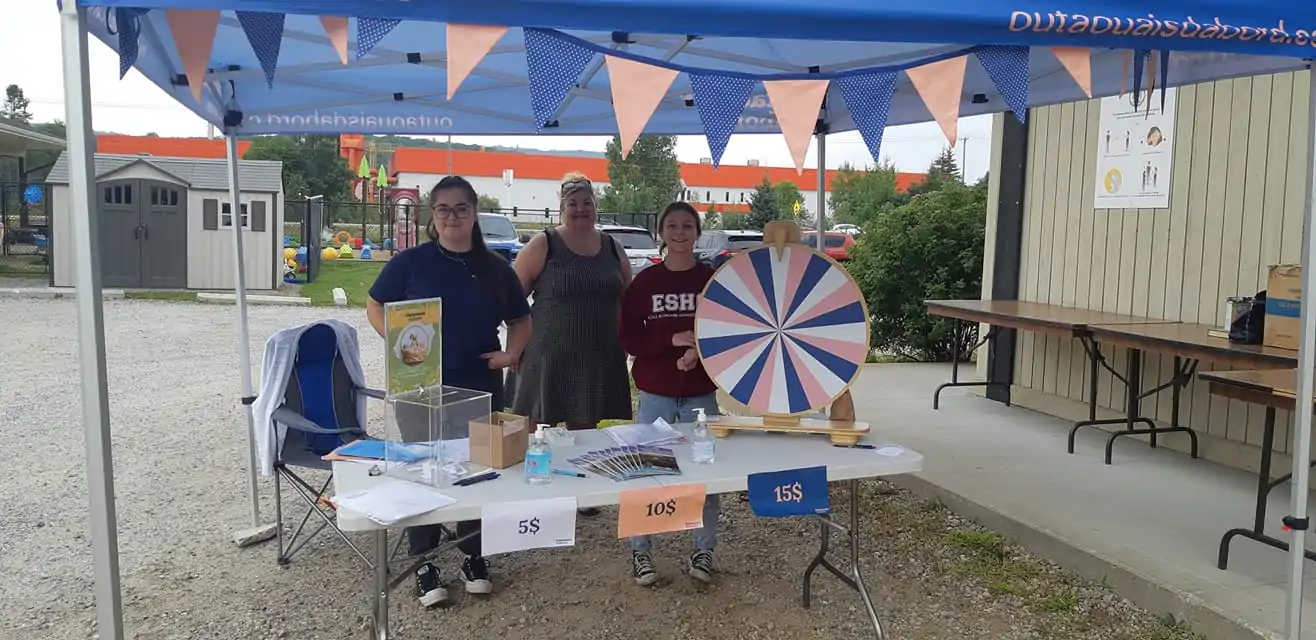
1199;368;1316;571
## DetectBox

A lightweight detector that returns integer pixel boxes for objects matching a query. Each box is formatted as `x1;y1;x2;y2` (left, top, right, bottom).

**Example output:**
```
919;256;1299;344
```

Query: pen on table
833;443;876;450
552;469;587;478
454;472;500;486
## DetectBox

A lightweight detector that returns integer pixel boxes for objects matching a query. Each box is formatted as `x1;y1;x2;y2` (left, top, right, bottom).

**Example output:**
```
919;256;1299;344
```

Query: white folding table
332;426;925;640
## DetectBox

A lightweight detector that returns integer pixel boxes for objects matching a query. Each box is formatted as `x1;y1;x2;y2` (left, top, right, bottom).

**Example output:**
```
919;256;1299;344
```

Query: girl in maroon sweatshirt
618;202;721;587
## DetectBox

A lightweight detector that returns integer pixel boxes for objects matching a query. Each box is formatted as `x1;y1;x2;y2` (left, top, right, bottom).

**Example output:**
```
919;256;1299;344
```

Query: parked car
479;213;524;262
830;223;861;236
695;230;764;269
802;231;857;261
599;223;660;273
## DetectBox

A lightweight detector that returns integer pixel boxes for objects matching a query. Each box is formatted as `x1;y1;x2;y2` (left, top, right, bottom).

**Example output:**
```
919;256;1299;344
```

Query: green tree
703;204;721;230
597;135;682;213
477;194;501;212
745;177;778;230
2;85;32;123
907;146;962;196
244;134;353;204
847;182;986;361
771;181;808;226
721;212;748;229
828;161;903;228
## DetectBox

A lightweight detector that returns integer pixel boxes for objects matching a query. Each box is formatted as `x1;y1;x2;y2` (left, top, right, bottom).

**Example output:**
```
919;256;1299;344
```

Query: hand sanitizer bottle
525;424;553;485
691;408;716;464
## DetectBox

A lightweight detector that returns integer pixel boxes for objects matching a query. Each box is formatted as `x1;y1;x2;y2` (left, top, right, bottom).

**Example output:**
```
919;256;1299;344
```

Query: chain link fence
0;183;52;279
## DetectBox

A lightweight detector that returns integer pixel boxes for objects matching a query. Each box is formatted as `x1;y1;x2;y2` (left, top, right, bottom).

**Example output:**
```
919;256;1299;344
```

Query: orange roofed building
96;134;924;217
390;147;924;216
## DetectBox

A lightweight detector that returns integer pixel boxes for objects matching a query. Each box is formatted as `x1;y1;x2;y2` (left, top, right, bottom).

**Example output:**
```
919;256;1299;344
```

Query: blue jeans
629;391;721;553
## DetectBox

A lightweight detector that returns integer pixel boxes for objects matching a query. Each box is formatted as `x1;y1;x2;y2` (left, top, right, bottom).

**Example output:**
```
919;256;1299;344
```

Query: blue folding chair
270;323;383;566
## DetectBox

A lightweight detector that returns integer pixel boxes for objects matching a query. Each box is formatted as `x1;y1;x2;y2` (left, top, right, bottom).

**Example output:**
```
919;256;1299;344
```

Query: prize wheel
695;243;869;416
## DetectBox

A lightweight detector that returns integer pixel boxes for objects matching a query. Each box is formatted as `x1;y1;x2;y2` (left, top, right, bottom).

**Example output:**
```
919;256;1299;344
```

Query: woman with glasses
512;172;633;436
366;176;531;608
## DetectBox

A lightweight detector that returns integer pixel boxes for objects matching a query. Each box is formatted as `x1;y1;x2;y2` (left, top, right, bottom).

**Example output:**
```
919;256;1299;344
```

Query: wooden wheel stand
705;220;870;446
708;389;870;445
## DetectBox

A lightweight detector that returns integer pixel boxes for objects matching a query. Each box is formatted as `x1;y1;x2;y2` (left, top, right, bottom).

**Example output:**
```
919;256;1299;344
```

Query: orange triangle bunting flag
1052;46;1093;98
606;56;680;159
447;24;509;99
166;9;220;102
906;55;967;145
319;16;349;65
763;79;829;174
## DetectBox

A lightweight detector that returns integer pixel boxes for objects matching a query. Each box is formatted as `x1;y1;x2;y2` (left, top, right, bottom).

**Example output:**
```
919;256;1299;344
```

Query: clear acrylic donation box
382;385;492;487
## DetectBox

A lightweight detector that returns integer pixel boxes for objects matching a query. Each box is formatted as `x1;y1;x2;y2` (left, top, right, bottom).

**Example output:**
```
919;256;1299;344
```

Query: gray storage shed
46;152;285;290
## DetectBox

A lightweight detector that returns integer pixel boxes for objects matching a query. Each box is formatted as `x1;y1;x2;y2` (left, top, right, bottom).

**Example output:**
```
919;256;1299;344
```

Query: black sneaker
462;555;493;595
689;550;714;583
632;551;658;586
415;562;449;607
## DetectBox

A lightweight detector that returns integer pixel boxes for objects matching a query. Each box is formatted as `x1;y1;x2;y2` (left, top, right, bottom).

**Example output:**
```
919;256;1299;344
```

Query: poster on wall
384;297;442;396
1092;88;1176;210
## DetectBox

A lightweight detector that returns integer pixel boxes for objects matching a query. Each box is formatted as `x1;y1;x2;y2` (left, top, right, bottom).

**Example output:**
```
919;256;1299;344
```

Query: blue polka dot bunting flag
523;28;597;132
836;71;896;165
688;72;755;168
111;8;147;79
357;18;400;59
1131;49;1151;108
237;11;285;88
975;45;1029;123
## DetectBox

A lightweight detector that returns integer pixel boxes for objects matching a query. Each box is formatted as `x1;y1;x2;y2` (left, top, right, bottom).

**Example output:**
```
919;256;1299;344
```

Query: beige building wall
997;70;1312;470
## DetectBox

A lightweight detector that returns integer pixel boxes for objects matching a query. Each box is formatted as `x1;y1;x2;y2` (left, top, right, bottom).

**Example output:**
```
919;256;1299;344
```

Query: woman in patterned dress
511;172;634;431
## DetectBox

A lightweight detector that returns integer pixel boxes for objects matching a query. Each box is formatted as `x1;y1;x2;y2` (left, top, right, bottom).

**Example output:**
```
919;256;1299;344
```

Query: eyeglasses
432;204;473;219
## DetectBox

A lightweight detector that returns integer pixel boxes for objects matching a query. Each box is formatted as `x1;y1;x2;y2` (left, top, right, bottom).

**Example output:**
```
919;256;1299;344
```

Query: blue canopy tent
55;1;1316;638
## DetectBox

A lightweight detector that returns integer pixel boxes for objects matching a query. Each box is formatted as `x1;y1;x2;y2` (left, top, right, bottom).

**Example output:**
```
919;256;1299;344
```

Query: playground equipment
338;243;354;259
321;246;339;261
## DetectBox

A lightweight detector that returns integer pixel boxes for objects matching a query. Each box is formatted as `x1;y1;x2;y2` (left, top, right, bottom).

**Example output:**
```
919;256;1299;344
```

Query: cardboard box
1264;264;1303;351
469;412;529;469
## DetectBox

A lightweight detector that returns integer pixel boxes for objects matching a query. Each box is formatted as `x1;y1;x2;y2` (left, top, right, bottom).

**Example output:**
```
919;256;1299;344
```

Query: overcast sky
6;4;993;182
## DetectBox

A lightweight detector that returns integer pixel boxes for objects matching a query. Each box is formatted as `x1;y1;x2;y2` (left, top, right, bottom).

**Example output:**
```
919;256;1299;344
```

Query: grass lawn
124;290;199;302
300;260;384;307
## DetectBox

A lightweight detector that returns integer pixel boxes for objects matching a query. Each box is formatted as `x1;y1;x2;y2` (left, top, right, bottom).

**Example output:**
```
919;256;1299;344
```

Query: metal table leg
373;530;390;640
803;479;885;639
1069;342;1199;464
933;321;1009;410
1218;408;1316;569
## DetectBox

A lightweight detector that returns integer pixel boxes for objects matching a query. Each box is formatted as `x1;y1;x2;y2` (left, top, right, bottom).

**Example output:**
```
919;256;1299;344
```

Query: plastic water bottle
525;424;553;485
691;408;716;464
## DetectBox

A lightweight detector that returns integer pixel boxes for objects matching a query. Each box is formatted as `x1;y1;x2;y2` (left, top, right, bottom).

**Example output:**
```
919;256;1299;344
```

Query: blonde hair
560;171;594;199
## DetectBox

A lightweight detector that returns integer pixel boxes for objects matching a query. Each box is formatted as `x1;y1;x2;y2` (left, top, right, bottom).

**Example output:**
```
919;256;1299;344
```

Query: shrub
848;183;986;361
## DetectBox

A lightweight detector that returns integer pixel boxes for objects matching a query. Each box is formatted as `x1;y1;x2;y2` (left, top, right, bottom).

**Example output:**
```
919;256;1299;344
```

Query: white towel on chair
252;319;367;476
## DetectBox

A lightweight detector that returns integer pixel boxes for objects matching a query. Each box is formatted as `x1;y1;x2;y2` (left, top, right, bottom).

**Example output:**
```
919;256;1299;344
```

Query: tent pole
1286;64;1316;639
58;2;124;638
225;133;276;547
815;131;826;249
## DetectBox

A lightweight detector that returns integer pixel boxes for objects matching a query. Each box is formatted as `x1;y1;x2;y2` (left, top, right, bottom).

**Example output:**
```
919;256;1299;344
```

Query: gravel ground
1;298;1206;640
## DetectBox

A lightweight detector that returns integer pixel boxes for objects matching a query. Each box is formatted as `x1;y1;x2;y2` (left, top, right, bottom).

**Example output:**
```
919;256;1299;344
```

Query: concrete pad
0;287;124;300
196;292;310;306
849;363;1316;640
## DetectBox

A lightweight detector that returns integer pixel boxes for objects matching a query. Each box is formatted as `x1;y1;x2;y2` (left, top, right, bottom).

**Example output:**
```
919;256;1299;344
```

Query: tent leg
1285;66;1316;639
225;133;276;548
59;2;124;638
815;131;826;248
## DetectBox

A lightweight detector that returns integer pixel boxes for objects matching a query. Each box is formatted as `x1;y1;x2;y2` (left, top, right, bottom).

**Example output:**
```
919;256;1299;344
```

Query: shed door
98;180;142;288
141;182;187;289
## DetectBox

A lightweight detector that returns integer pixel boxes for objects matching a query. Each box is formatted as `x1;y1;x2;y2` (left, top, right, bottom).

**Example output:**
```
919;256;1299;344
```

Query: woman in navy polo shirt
366;175;531;608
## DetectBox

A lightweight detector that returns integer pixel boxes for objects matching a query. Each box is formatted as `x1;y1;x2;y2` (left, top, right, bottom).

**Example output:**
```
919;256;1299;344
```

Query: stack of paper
603;418;686;447
331;479;457;525
567;446;681;482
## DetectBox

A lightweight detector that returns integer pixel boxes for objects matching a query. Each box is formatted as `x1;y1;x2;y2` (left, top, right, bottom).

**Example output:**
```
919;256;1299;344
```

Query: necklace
435;242;469;266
